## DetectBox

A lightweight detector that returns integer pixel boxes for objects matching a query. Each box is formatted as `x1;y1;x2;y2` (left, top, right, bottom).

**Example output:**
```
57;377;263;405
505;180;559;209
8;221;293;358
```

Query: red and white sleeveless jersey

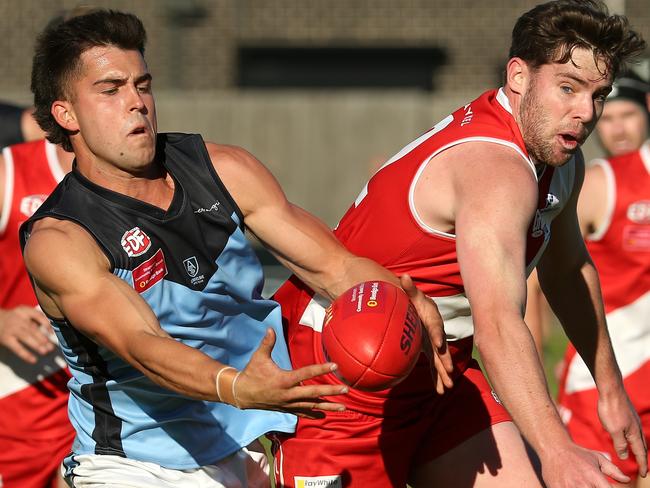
331;88;576;341
0;139;71;440
562;141;650;394
0;140;65;308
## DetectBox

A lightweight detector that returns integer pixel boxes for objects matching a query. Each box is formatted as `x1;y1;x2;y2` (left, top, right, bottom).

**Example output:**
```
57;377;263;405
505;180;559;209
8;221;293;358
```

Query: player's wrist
215;366;240;407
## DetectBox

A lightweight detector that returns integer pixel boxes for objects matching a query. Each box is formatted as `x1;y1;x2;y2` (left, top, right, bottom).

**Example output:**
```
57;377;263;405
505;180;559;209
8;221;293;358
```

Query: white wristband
215;366;236;403
232;371;242;409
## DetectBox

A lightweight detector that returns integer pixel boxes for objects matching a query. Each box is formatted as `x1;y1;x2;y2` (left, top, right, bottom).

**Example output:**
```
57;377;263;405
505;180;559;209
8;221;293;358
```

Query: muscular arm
23;218;348;414
536;156;646;473
446;144;572;453
208;143;401;298
414;141;634;486
24;219;231;400
208;143;453;390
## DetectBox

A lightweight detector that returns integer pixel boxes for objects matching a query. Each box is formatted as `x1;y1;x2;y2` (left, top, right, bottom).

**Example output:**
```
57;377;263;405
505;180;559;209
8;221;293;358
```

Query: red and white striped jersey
0;139;71;440
562;141;650;394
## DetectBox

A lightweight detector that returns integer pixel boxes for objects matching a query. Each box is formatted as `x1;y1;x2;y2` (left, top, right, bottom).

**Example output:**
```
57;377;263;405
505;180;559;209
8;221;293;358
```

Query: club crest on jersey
20;194;48;217
183;256;199;277
121;227;152;257
627;200;650;223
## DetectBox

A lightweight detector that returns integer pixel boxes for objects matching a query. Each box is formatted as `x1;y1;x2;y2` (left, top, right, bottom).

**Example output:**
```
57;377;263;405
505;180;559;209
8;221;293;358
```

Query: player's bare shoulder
24;218;111;290
204;141;286;216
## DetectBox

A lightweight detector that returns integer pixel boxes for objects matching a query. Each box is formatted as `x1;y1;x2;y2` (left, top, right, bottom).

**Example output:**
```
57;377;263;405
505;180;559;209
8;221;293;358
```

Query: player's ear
645;93;650;113
506;57;529;96
51;100;79;132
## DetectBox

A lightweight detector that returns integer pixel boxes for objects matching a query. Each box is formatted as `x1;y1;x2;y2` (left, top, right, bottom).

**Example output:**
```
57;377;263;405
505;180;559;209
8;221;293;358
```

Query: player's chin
547;150;574;167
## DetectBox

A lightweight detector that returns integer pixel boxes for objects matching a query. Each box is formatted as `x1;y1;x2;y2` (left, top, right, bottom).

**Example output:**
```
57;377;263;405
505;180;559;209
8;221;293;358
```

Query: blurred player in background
554;70;650;487
0;140;75;488
272;1;647;487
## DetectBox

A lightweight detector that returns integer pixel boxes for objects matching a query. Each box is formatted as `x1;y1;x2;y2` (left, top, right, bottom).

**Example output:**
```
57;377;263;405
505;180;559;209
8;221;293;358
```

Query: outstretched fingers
597;453;631;484
626;427;648;477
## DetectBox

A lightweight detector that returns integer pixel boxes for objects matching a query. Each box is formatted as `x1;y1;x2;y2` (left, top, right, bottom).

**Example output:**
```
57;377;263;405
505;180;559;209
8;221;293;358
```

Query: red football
321;280;423;391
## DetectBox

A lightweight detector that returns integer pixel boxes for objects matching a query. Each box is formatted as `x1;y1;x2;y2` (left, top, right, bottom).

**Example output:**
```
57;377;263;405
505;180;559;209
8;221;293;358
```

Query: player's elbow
472;309;522;356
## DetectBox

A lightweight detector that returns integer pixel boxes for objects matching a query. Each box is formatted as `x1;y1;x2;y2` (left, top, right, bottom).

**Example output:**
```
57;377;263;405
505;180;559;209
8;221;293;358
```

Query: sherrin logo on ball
322;280;423;391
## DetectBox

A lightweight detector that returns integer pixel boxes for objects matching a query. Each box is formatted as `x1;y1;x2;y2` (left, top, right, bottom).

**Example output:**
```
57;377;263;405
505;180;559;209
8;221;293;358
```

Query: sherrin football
321;280;423;391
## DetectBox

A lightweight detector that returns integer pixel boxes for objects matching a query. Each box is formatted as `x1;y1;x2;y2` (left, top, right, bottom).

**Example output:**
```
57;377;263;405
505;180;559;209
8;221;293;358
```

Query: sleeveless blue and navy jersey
20;133;296;469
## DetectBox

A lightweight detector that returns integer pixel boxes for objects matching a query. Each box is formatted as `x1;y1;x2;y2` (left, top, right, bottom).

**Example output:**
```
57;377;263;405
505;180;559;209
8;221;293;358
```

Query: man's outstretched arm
23;217;350;418
436;141;632;487
207;142;453;393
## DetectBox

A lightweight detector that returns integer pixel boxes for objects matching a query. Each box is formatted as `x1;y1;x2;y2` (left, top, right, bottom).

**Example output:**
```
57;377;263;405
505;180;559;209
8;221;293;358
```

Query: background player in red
272;1;647;487
554;70;650;487
0;138;74;487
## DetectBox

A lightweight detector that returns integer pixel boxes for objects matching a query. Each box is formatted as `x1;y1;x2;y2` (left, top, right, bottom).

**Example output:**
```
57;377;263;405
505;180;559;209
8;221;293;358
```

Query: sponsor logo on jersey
20;194;48;217
461;104;474;126
491;389;502;405
132;248;167;292
623;225;650;251
121;227;152;257
194;201;221;214
531;193;559;239
543;193;560;210
627;200;650;224
294;475;342;488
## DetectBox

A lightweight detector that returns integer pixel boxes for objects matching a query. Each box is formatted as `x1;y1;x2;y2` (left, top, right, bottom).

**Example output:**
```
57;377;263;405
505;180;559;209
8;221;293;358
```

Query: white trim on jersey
298;289;476;341
564;290;650;394
45;140;66;183
496;87;513;114
353;115;454;208
641;140;650;175
297;294;330;332
587;159;616;242
430;293;474;341
0;347;67;398
0;146;15;236
409;136;536;238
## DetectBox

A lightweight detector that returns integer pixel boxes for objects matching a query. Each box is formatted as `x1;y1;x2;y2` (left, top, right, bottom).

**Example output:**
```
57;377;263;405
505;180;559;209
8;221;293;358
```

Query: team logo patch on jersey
132;248;167;292
20;194;48;217
121;227;152;257
183;256;199;277
294;475;342;488
627;200;650;224
183;256;206;286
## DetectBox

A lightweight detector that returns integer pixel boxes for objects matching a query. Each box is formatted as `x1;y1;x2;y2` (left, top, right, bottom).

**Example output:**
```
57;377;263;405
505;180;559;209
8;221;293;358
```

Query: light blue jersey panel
57;217;295;470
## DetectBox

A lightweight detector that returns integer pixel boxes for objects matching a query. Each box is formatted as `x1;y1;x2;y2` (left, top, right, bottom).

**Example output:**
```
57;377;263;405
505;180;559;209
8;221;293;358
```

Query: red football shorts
0;433;73;488
271;277;510;488
559;358;650;479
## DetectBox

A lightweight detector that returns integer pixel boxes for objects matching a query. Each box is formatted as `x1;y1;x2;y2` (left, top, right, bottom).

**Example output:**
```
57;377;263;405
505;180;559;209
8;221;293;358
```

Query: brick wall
1;0;646;96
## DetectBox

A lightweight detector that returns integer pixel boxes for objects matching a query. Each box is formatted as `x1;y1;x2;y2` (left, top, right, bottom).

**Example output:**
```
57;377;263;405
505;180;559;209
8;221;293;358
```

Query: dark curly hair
31;10;147;152
510;0;645;79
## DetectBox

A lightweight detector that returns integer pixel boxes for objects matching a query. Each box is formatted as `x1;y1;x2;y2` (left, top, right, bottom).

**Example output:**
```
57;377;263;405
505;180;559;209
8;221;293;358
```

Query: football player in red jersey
272;2;648;487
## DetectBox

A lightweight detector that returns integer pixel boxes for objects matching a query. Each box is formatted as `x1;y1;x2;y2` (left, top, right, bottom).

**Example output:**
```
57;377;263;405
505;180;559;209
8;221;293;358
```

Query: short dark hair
509;0;645;79
31;10;147;151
